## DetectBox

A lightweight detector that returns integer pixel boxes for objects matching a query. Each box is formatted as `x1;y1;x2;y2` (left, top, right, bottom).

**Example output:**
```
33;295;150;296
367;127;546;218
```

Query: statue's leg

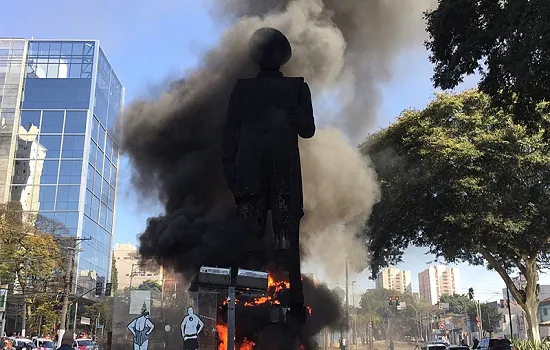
271;193;290;251
272;192;306;323
237;194;268;267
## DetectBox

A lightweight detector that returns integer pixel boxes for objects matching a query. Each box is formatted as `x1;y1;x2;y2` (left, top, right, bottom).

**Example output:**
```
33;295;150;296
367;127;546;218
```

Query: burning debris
117;0;434;348
215;274;340;350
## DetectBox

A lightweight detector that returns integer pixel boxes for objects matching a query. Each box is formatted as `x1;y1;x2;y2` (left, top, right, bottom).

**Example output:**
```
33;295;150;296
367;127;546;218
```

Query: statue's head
187;306;194;315
249;27;292;70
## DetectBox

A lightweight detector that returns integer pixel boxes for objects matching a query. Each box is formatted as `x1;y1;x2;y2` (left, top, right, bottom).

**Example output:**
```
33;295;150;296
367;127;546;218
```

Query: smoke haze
118;0;434;284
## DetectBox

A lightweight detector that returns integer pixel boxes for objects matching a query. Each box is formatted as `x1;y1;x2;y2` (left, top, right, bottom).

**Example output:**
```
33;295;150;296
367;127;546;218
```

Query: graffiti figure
180;306;205;350
127;304;155;350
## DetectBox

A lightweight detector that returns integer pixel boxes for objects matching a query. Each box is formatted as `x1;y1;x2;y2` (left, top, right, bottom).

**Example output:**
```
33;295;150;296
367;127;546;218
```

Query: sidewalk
325;341;417;350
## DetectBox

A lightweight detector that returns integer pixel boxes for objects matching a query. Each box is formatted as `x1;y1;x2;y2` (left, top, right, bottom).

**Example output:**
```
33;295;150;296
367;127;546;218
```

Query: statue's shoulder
283;76;305;83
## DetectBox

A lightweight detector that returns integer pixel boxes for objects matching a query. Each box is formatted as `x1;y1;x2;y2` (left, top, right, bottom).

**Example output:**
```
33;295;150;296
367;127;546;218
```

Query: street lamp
351;281;357;349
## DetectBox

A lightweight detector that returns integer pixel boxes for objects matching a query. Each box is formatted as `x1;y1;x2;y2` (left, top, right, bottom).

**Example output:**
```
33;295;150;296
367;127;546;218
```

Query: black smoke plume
117;0;434;347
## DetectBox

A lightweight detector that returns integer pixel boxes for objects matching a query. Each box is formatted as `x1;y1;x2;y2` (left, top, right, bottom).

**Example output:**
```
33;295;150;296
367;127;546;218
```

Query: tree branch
473;243;525;305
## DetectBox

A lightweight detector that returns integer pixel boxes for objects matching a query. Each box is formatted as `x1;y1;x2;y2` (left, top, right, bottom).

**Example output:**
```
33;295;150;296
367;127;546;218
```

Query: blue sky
4;0;546;303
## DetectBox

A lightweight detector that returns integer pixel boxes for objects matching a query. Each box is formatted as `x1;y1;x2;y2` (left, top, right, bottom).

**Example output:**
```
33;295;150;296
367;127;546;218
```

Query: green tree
439;294;501;334
480;303;502;333
362;90;550;341
439;294;472;316
359;288;423;340
424;0;550;127
136;280;161;292
111;256;118;293
83;297;114;336
0;203;67;336
128;280;162;300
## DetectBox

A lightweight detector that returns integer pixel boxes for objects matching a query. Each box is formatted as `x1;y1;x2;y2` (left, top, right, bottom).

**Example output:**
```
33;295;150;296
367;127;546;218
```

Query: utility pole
57;237;91;348
351;281;357;349
345;260;349;348
21;260;28;337
506;288;514;338
57;244;75;347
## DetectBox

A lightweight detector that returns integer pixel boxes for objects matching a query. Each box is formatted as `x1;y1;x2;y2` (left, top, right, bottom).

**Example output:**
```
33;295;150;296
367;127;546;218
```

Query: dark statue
222;27;315;323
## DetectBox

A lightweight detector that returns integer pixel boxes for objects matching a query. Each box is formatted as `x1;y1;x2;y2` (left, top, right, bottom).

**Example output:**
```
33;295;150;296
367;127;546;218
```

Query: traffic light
104;283;112;297
468;287;474;300
395;296;400;305
388;296;393;306
95;281;103;296
500;299;505;308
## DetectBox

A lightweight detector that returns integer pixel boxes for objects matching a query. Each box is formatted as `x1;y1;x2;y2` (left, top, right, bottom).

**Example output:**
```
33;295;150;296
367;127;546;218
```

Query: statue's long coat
221;69;315;216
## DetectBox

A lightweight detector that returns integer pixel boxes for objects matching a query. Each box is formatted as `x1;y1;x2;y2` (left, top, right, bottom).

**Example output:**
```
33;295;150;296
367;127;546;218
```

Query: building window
544;308;548;316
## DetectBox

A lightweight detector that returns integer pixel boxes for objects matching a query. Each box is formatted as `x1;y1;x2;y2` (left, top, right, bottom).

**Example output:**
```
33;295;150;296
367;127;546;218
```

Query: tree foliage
362;90;550;340
0;203;70;335
83;297;114;334
359;289;434;340
439;294;501;332
424;0;550;127
111;256;118;293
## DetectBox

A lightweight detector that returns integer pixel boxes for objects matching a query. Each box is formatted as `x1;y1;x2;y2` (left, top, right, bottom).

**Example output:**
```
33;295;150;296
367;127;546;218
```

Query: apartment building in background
418;265;461;304
0;38;122;296
376;267;412;294
114;243;163;291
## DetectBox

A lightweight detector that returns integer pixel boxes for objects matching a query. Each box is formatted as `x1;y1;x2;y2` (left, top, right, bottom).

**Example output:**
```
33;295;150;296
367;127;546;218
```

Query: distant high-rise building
376;267;412;294
114;243;163;291
418;266;460;304
0;38;123;298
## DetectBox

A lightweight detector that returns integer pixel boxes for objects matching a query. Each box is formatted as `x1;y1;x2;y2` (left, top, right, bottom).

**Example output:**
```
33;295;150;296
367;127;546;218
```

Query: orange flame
216;325;256;350
240;338;255;349
217;274;312;350
243;275;290;306
216;324;228;350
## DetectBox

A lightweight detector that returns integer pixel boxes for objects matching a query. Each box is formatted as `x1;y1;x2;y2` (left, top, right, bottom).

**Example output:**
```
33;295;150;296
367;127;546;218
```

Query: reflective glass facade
6;39;122;297
0;39;26;203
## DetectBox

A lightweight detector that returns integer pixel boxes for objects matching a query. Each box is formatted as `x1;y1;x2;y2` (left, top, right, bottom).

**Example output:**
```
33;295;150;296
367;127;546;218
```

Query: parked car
477;338;514;350
73;338;97;350
32;338;55;350
422;342;448;350
448;346;470;350
12;338;36;350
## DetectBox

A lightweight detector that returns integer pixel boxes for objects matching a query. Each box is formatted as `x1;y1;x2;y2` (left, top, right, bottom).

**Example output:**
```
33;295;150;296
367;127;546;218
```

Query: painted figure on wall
127;304;155;350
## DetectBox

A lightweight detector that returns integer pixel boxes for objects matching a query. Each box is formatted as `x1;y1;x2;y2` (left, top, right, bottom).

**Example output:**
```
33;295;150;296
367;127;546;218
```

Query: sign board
0;287;7;312
80;317;91;325
439;302;450;310
129;290;151;315
97;324;103;329
396;302;407;310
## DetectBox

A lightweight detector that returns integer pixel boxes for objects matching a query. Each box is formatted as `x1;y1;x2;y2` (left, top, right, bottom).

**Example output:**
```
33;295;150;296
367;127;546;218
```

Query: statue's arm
296;82;315;139
221;84;241;190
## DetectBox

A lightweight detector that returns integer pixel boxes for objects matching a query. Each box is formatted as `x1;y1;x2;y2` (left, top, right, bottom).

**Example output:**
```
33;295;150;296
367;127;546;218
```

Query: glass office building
0;38;123;297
